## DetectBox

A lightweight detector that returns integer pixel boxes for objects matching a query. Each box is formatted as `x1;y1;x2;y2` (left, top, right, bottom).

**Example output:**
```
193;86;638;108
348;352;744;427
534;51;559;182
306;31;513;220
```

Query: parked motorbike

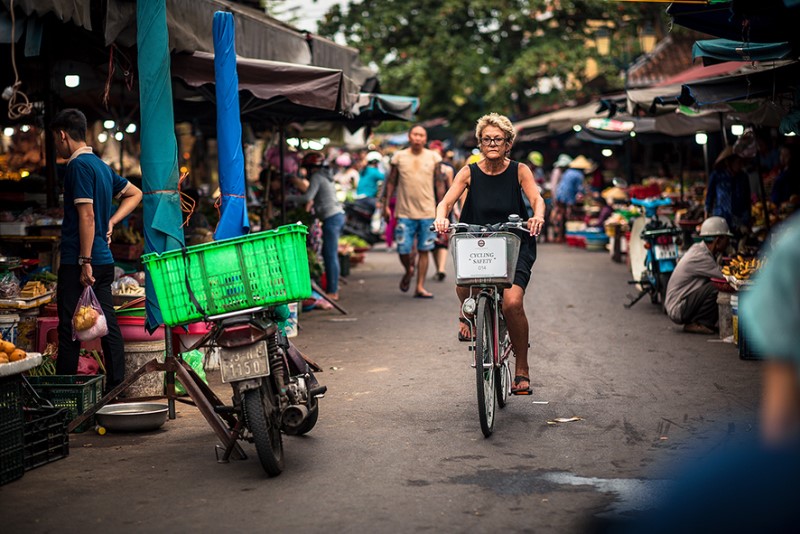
343;196;382;245
625;197;682;309
210;305;326;476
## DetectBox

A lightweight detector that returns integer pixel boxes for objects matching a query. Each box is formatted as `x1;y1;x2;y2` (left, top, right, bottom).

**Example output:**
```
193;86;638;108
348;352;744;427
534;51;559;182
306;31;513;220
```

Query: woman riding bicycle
433;113;545;395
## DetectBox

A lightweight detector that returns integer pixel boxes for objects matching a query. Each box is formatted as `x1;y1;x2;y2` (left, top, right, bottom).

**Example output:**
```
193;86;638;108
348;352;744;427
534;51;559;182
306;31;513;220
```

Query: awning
626;62;782;115
2;0;375;84
678;61;800;107
514;97;623;137
667;1;799;44
352;93;419;123
172;51;358;114
692;39;794;66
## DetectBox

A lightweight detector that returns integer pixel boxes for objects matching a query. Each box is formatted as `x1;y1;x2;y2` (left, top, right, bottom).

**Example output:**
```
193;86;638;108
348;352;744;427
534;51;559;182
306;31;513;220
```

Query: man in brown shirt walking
382;125;442;298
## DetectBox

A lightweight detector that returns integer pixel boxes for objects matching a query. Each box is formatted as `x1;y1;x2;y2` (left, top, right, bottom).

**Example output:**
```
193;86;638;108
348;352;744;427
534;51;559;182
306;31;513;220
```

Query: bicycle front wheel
475;294;496;437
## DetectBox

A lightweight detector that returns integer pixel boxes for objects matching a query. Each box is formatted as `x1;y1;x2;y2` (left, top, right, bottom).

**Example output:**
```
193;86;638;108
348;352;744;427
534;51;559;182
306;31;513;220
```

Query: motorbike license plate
219;341;270;383
654;244;678;260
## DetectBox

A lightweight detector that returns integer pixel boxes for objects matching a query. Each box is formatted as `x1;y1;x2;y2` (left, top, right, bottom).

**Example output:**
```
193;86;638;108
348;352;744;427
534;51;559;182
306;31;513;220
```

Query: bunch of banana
722;255;763;280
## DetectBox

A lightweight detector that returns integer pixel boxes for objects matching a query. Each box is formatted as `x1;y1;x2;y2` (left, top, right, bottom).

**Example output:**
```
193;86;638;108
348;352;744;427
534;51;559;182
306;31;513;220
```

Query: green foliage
318;0;664;132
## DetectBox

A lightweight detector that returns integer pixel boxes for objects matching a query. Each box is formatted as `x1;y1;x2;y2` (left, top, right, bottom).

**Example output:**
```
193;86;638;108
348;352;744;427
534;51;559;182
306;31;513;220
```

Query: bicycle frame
443;217;526;436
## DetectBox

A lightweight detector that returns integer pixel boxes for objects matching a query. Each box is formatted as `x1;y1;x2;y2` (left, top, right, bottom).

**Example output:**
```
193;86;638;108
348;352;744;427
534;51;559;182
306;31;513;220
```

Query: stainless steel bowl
95;402;168;432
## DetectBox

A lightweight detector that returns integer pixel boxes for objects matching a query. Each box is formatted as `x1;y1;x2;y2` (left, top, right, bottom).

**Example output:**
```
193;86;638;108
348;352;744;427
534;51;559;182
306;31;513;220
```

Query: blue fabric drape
137;0;185;330
212;11;249;240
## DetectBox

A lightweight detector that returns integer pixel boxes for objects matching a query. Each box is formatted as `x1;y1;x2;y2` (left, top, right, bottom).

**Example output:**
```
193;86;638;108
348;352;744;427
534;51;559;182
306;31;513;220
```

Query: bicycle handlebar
430;215;529;234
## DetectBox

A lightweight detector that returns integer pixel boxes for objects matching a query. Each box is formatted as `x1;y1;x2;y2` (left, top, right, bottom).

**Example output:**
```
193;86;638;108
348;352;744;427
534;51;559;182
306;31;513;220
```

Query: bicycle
434;214;528;437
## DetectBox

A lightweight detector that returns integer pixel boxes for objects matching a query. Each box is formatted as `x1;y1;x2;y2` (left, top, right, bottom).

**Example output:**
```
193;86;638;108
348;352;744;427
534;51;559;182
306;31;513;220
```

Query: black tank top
461;160;529;226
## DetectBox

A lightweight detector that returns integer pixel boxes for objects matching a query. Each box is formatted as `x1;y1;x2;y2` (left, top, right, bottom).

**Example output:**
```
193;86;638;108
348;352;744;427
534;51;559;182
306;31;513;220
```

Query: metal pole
279;125;286;226
165;326;176;419
43;20;58;209
702;143;710;185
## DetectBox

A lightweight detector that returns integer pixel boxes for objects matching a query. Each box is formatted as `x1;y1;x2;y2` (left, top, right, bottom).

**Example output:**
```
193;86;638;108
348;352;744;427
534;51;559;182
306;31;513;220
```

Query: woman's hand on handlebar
528;215;545;236
433;217;450;234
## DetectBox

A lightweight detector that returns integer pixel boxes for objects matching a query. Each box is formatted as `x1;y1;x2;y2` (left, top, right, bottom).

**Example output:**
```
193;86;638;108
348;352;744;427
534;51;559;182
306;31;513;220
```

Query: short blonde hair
475;113;515;146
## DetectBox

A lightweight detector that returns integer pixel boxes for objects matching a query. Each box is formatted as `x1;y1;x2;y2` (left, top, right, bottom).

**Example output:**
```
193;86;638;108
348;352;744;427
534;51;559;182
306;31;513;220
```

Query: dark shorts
513;238;537;290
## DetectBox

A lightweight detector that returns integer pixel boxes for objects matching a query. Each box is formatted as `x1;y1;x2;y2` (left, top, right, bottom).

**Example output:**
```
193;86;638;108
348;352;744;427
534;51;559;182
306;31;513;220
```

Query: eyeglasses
480;137;508;146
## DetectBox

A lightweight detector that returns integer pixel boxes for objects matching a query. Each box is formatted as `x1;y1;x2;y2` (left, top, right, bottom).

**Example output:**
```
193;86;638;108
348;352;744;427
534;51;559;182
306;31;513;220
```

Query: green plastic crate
23;406;70;471
142;224;312;326
0;376;24;485
26;375;104;433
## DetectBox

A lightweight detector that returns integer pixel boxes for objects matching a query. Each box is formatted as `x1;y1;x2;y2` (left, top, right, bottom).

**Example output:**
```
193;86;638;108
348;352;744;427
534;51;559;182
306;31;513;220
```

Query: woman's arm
287;173;319;203
434;166;470;231
518;164;545;236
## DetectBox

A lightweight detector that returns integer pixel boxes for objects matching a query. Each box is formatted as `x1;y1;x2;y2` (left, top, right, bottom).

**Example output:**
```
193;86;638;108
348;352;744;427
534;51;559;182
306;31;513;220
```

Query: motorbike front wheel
244;385;284;476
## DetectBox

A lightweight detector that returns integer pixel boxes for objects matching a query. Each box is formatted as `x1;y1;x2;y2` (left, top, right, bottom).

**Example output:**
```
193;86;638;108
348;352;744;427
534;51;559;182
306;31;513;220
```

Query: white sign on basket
456;236;507;279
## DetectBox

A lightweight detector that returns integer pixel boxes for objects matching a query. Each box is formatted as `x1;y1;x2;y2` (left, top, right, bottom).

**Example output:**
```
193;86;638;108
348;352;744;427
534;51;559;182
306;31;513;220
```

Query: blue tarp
137;0;185;331
212;11;249;240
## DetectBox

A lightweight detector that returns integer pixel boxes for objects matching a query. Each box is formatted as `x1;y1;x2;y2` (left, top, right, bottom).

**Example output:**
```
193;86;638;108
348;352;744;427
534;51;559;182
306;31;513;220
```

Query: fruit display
751;201;778;227
0;335;26;364
722;255;764;280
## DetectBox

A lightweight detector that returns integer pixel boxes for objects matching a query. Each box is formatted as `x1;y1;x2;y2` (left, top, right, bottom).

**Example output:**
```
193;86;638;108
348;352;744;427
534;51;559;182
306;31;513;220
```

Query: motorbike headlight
462;297;476;316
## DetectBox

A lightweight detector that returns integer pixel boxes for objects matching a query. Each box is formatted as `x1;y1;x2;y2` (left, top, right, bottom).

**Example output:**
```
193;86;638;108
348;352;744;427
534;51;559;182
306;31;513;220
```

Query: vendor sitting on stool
664;216;732;335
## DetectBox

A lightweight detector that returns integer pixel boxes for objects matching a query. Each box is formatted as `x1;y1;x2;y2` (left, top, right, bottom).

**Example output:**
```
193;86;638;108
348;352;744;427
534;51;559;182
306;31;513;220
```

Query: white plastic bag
72;285;109;341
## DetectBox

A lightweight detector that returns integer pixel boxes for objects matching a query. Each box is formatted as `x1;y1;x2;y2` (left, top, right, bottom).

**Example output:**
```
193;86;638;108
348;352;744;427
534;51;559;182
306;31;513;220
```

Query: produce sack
174;349;208;395
72;285;108;341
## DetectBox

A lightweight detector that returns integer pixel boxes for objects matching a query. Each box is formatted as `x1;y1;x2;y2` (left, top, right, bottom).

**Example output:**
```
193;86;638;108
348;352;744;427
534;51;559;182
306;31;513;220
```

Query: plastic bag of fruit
72;285;108;341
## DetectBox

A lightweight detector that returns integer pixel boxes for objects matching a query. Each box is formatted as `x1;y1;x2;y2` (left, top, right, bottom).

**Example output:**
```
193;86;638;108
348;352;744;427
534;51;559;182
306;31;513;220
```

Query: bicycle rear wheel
475;294;496;437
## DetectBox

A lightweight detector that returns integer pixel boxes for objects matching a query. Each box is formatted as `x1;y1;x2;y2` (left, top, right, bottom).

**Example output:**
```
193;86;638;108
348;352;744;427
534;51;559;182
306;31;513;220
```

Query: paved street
1;243;762;533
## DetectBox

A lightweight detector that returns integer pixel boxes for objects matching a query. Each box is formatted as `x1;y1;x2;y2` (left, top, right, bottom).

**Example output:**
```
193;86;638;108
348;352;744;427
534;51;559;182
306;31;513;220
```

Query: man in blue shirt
51;109;142;393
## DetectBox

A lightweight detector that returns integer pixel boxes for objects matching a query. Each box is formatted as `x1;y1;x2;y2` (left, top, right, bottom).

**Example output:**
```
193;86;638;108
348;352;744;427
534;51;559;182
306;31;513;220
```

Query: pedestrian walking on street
429;140;458;282
382;125;442;298
433;112;545;395
51;108;143;393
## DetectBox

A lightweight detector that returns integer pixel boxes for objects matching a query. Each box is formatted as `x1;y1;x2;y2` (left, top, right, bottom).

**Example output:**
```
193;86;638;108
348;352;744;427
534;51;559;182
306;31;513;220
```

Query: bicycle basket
450;232;521;287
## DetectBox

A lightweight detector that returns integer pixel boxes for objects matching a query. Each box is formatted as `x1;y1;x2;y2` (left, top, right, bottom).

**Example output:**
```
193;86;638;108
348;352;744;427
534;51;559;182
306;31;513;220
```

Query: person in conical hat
568;154;596;172
553;154;588;242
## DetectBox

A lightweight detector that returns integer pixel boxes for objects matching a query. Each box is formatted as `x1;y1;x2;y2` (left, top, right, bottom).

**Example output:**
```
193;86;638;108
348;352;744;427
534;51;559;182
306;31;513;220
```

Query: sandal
458;317;474;342
511;375;532;395
399;267;414;293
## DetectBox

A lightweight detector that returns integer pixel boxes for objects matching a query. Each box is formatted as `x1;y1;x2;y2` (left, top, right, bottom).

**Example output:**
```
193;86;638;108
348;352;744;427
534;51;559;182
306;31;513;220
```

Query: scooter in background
343;196;382;245
625;197;682;309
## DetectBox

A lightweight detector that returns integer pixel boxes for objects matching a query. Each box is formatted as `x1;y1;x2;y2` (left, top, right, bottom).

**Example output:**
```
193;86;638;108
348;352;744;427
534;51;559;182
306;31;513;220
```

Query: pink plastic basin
118;316;165;342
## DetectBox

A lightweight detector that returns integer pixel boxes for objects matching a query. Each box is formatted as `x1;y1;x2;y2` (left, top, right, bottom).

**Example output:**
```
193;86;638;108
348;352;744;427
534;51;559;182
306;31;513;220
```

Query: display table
0;292;54;310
